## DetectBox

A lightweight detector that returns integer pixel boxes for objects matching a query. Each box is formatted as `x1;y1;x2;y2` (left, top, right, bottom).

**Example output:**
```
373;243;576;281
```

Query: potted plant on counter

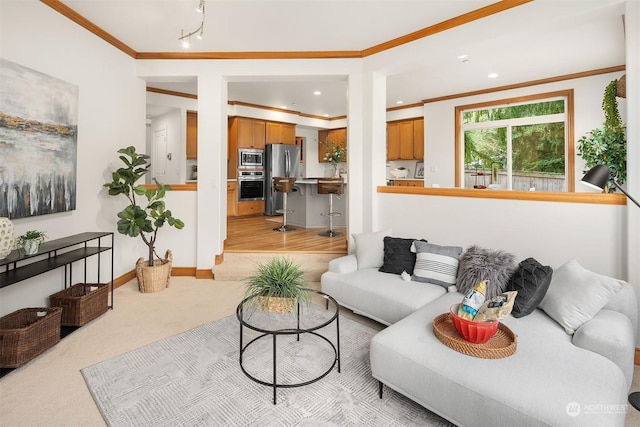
104;146;185;293
16;230;47;255
244;257;310;313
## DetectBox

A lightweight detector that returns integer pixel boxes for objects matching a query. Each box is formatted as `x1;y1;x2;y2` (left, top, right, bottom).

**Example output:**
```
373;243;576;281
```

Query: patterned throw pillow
411;241;463;289
506;257;553;318
378;237;428;275
456;245;517;299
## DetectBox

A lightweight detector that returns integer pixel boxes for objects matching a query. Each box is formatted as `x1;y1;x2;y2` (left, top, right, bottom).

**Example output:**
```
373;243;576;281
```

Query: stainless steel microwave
238;148;264;168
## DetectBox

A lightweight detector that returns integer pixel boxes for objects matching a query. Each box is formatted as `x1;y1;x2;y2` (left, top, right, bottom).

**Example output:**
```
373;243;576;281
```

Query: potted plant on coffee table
16;230;47;255
244;257;311;313
104;146;184;293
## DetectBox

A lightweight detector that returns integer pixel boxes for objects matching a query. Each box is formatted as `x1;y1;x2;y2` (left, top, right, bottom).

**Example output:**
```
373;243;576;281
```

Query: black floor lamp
581;164;640;411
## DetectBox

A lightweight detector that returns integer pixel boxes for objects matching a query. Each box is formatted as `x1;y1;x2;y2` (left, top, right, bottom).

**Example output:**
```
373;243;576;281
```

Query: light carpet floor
81;304;452;427
1;274;639;426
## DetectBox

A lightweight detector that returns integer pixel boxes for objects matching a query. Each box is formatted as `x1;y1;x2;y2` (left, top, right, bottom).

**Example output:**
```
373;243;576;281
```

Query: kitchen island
286;178;347;229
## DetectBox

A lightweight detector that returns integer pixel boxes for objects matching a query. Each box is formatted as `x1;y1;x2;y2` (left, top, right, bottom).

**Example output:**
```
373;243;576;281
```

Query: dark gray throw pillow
507;257;553;318
456;245;517;299
378;237;427;275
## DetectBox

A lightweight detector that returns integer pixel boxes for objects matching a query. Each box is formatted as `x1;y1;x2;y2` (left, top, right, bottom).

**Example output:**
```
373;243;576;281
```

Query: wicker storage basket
0;307;62;368
49;283;109;326
136;249;172;293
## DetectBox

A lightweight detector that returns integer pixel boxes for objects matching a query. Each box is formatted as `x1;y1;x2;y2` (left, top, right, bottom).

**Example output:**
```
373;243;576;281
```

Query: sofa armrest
328;255;358;274
573;309;635;388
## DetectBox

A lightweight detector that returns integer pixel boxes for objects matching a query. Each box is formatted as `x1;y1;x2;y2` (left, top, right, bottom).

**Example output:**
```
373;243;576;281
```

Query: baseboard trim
215;253;224;265
172;267;196;276
113;270;136;289
635;348;640;366
195;269;214;279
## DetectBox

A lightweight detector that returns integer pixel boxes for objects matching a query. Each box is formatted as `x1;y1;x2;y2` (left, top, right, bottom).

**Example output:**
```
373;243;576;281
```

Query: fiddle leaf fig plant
577;78;626;192
104;146;184;266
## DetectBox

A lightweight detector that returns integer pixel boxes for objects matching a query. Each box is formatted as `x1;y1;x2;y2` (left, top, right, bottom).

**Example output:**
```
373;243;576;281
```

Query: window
456;90;574;192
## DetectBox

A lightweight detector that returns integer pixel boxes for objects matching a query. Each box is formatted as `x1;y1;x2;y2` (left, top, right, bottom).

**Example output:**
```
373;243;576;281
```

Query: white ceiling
59;0;627;118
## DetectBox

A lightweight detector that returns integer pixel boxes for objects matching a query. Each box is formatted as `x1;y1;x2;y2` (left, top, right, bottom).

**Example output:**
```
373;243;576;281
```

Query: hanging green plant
577;78;626;192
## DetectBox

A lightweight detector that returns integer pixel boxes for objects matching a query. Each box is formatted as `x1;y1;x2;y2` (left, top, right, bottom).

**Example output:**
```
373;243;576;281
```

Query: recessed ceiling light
323;113;329;117
396;100;404;105
280;105;287;109
314;91;322;96
457;54;468;59
488;73;499;79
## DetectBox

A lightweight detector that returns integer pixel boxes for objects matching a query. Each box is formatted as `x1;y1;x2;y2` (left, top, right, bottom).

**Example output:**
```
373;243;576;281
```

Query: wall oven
237;170;265;201
238;148;264;168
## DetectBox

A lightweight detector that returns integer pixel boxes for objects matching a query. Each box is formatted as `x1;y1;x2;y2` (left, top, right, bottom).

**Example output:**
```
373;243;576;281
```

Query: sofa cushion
506;257;553;318
539;259;623;334
411;241;462;289
352;229;392;269
456;245;517;299
379;237;427;275
572;309;635;388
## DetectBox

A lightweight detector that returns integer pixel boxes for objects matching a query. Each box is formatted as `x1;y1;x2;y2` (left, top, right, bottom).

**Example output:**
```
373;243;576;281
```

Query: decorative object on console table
16;230;46;255
0;217;14;258
243;257;310;313
103;146;184;293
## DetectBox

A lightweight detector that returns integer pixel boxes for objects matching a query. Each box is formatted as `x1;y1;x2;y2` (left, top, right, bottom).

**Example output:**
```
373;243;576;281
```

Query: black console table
0;232;115;309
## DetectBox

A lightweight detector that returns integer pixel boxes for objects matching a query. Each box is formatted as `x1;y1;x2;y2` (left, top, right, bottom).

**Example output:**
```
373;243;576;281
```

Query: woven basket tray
0;307;62;368
433;313;517;359
49;283;109;326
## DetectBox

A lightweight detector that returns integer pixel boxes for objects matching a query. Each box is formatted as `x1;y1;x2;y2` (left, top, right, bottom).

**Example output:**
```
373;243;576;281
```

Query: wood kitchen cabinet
266;122;296;145
387;118;424;161
186;111;198;159
237;200;265;216
318;128;347;163
226;181;238;217
232;117;266;149
392;179;424;187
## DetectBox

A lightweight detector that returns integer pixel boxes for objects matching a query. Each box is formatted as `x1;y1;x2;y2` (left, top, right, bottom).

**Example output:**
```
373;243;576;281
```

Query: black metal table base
237;290;341;404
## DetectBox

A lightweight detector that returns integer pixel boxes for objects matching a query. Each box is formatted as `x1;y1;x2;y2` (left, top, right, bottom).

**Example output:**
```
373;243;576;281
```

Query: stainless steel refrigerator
264;144;300;216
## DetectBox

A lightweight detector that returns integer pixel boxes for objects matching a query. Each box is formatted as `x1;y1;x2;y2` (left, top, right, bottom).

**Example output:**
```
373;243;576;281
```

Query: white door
153;127;167;182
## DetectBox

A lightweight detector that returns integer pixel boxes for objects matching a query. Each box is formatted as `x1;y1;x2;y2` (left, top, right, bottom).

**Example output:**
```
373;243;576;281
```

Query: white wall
0;1;146;315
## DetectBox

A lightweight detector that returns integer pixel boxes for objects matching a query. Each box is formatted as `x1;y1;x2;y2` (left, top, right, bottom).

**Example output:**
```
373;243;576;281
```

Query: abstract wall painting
0;58;78;219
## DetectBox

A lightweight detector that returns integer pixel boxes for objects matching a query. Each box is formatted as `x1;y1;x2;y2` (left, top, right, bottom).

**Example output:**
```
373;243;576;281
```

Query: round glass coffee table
236;290;341;404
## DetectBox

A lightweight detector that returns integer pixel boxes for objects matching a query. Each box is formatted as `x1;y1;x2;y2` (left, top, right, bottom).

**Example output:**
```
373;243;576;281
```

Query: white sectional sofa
321;238;638;427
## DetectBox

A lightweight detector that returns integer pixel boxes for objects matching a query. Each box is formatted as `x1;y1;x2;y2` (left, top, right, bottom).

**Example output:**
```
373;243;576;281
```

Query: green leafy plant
244;257;310;310
103;146;184;266
577;78;626;191
16;230;47;252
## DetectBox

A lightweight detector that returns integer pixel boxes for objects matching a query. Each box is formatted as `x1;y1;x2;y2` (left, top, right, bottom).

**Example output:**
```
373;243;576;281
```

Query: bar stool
272;177;296;232
317;177;344;237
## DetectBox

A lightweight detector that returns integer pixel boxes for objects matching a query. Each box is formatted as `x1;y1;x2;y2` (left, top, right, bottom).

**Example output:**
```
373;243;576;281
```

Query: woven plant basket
616;74;626;98
136;249;172;293
259;295;296;313
49;283;109;326
0;307;62;368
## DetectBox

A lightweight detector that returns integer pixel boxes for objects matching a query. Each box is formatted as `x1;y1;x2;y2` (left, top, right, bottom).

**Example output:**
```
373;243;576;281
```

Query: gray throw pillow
379;237;427;275
506;257;553;318
456;245;517;299
411;241;463;289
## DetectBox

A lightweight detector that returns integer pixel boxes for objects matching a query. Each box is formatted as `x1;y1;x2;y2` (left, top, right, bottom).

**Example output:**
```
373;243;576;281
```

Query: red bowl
450;304;499;344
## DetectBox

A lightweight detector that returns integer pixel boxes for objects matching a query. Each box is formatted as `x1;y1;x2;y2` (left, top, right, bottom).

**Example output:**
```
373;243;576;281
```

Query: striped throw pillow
411;241;463;289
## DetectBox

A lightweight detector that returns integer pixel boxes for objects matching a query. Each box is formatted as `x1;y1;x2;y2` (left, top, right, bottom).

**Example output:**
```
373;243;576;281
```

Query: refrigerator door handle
285;150;290;177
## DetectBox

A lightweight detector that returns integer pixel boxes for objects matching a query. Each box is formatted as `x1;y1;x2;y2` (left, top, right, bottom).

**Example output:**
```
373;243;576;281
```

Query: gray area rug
82;305;453;426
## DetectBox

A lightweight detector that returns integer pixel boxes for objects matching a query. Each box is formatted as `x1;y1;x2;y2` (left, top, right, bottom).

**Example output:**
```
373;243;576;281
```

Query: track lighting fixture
179;0;205;49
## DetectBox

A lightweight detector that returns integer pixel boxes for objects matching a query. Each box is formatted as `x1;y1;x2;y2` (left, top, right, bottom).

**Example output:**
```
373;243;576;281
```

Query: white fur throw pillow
456;245;517;299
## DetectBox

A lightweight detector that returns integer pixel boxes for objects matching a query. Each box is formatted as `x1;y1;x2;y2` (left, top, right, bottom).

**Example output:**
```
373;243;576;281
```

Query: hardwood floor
225;215;348;254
